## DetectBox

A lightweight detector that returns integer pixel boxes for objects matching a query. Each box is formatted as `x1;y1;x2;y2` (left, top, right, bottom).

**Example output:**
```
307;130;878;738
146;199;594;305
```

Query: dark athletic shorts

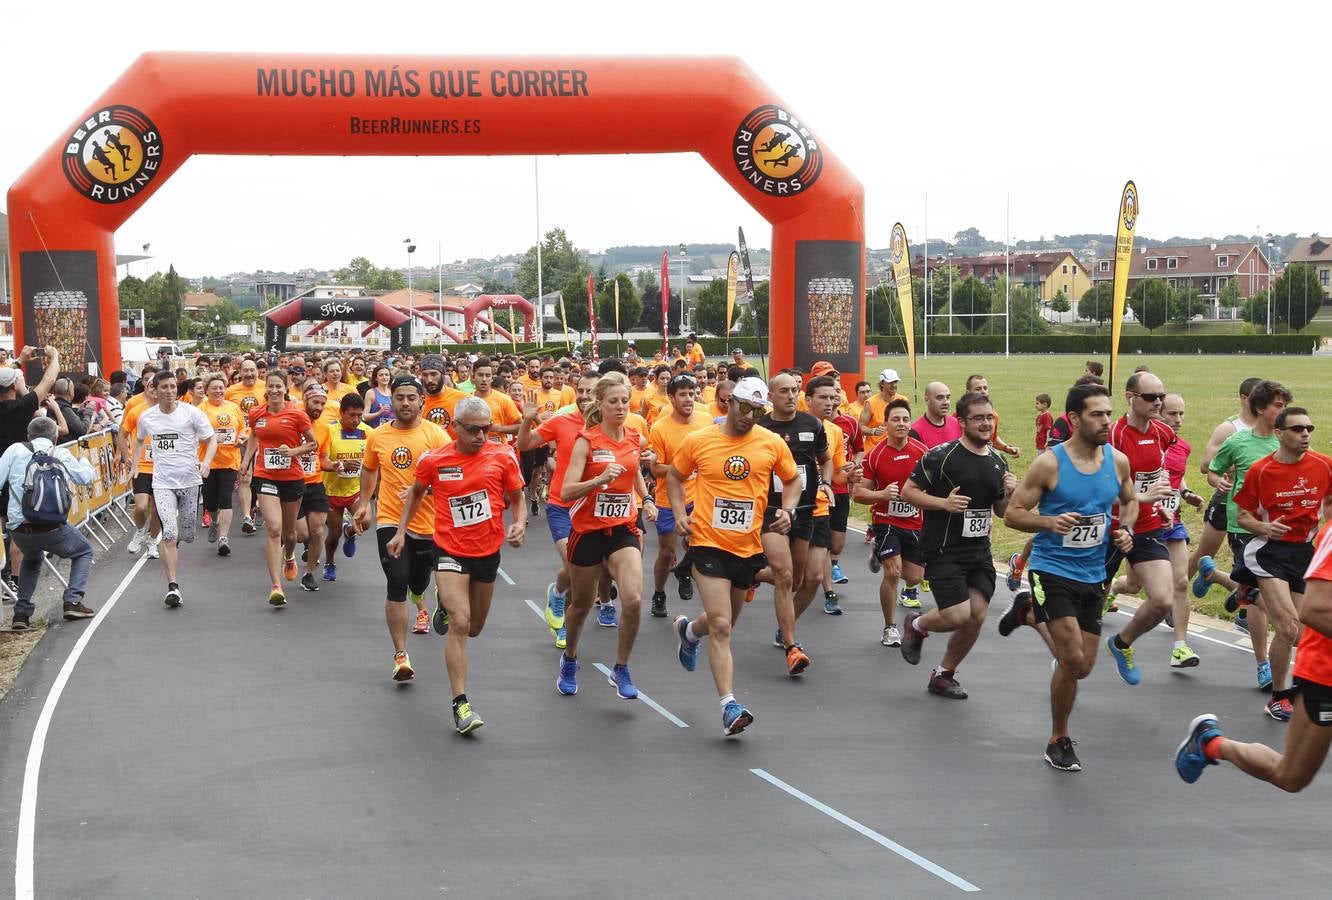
1204;490;1228;532
1104;527;1171;581
763;508;814;541
253;476;304;504
133;472;154;496
690;545;767;590
1294;678;1332;727
807;515;832;550
434;548;501;584
299;482;331;517
376;526;435;602
1227;532;1258;589
1244;537;1315;594
830;493;850;533
567;524;641;567
870;523;923;566
202;468;237;511
923;547;996;610
1030;569;1107;636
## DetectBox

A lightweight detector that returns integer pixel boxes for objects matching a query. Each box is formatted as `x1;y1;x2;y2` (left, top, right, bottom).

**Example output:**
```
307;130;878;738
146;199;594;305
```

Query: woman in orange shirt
557;372;657;700
199;375;245;556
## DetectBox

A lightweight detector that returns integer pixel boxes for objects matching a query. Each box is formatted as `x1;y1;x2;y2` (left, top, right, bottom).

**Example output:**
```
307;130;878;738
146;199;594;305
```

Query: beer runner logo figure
62;105;163;203
731;104;823;197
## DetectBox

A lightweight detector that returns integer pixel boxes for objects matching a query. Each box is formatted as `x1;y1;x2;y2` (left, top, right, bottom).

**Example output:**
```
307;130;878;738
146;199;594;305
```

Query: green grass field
836;354;1331;618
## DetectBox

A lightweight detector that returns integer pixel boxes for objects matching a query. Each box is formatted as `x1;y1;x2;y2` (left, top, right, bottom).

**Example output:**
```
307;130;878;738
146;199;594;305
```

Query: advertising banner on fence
1110;181;1138;389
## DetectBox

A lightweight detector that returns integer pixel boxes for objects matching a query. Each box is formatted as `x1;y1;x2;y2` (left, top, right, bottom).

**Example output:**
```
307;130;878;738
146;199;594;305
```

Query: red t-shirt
1035;411;1055;451
248;403;312;481
1294;523;1332;685
831;412;863;497
862;437;928;529
910;414;962;449
1234;450;1332;543
535;411;586;508
569;426;643;532
414;442;524;558
1109;415;1177;534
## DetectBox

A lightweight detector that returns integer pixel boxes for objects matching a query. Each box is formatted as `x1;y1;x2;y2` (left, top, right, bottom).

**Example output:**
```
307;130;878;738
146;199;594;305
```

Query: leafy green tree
1271;263;1321;332
995;282;1051;335
1129;278;1174;334
558;271;593;335
1242;291;1269;328
596;273;642;336
635;268;658;292
691;278;728;336
1217;279;1243;309
1050;291;1070;314
953;276;993;333
1079;282;1113;324
480;277;509;294
1173;286;1203;324
515;228;584;299
332;256;405;291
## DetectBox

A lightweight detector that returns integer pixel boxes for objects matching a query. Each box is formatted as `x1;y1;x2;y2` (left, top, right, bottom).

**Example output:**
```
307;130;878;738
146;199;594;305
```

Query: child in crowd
1034;393;1054;451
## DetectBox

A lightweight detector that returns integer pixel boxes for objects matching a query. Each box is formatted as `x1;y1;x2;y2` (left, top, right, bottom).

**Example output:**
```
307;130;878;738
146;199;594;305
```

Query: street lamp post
947;249;954;335
678;243;688;337
1265;236;1275;334
404;238;416;345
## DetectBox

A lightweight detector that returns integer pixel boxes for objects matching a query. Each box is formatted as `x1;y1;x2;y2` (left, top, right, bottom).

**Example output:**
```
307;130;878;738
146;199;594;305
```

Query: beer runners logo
427;406;452;428
391;447;414;469
732;105;823;197
62;106;163;204
723;455;752;481
1121;185;1138;231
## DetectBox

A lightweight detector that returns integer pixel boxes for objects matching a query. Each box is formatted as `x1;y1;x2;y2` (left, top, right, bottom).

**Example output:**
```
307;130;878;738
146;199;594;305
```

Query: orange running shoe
283;554;298;582
786;644;811;676
413;608;430;634
392;651;415;682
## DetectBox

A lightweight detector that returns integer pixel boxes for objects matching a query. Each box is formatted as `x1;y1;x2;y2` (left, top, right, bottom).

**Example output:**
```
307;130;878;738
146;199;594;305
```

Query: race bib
773;469;809;493
216;427;236;446
712;498;755;531
339;459;362;477
1160;491;1181;515
962;508;992;538
436;555;463;573
1134;469;1163;495
448;490;492;528
300;452;319;476
594;492;632;520
888;499;918;519
264;448;288;470
1062;513;1106;549
591;449;616;464
153;432;179;454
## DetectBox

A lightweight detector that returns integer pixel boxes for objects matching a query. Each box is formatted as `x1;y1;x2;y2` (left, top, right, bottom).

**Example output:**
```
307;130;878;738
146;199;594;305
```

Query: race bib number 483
264;448;288;470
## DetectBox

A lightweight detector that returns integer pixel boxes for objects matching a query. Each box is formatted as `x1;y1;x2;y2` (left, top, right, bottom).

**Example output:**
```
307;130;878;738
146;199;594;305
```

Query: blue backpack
21;442;72;526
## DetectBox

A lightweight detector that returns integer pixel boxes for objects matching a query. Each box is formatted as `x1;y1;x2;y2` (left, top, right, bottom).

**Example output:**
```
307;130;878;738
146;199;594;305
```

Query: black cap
390;375;424;394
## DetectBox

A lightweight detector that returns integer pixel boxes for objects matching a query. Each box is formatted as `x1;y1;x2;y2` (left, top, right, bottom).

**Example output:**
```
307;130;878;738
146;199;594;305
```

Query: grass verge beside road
1;620;47;701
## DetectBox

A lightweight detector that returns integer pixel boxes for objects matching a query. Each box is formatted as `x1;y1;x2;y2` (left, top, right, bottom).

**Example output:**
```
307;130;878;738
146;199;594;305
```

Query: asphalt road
2;520;1331;898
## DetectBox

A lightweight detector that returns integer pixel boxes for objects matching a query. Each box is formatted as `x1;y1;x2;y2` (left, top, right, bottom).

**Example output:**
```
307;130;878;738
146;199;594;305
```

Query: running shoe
1257;660;1273;691
301;546;308;563
773;627;786;649
1005;552;1025;593
283;554;298;582
241;516;256;535
920;578;930;594
900;612;924;665
529;495;539;516
164;587;182;609
62;602;96;619
831;561;848;585
650;591;667;618
675;615;699;671
1164;609;1175;629
392;651;414;682
128;527;146;554
413;608;430;634
217;539;231;557
1170;645;1200;668
1106;636;1141;685
1044;737;1081;772
322;562;336;582
899;587;921;609
868;550;881;574
1103;594;1118;614
342;523;357;558
146;540;161;560
786;643;810;676
1192;555;1216;599
677;571;694;601
557;653;579;695
609;664;638;700
207;520;219;544
722;700;754;736
269;584;286;607
1234;609;1249;634
433;596;450;635
1265;697;1293;722
9;614;29;631
555;625;567;650
1175;713;1222;783
453;701;483;734
998;591;1031;637
928;670;968;699
823;591;843;615
881;624;901;647
1224;589;1242;613
301;572;319;593
545;583;566;633
597;602;618;627
202;510;213;528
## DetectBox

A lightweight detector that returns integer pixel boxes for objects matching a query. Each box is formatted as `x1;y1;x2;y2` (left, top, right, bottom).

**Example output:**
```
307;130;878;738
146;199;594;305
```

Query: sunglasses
736;400;766;416
1279;425;1316;434
1131;392;1166;403
456;422;493;435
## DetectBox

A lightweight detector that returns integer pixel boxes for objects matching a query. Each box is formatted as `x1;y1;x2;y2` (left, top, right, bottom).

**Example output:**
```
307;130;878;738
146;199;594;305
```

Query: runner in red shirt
555;372;656;700
390;395;527;735
1234;407;1332;720
854;397;927;647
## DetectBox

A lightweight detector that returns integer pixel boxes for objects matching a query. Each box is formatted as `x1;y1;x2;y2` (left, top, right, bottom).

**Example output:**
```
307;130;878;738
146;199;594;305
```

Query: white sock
913;617;928;636
719;693;735;709
685;621;700;643
1174;640;1187;650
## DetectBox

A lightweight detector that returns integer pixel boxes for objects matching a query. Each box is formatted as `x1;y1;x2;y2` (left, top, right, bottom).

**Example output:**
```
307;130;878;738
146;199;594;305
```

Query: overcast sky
4;1;1328;279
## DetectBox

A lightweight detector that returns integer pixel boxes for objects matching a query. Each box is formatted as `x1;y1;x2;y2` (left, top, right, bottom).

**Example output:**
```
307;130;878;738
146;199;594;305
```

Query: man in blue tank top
1000;383;1139;773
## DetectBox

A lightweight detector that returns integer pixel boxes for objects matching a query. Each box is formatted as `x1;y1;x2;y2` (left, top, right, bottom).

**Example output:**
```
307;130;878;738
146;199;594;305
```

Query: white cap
0;368;17;389
732;376;769;407
879;368;901;384
731;347;744;355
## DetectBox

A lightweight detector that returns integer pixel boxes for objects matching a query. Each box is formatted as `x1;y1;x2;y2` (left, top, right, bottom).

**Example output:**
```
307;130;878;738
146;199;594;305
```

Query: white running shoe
146;539;161;560
127;528;146;554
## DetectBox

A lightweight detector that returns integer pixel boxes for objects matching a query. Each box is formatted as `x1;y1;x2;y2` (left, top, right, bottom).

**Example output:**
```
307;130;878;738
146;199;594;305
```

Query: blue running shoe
597;602;618;627
322;562;336;582
1175;714;1222;783
675;615;699;672
555;624;567;650
831;561;848;585
1235;609;1249;635
773;627;785;649
609;664;638;700
1257;660;1273;691
545;582;566;633
1106;636;1141;685
342;523;357;558
1005;552;1025;593
722;700;754;736
557;653;579;695
1192;555;1215;599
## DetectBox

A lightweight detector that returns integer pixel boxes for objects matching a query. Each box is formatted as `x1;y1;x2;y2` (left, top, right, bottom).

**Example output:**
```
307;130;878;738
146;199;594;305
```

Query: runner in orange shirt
420;353;469;431
120;375;162;560
354;375;451;681
294;383;333;594
644;365;672;425
225;358;267;533
470;358;522;442
647;373;713;618
556;372;656;699
199;374;245;555
390;395;526;733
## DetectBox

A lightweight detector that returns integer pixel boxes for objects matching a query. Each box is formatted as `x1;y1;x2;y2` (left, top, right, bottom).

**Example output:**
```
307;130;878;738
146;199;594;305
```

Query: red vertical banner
660;251;671;345
586;273;599;360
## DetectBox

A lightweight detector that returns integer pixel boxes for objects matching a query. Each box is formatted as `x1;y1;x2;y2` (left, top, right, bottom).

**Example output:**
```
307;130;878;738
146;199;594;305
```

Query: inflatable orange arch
6;53;865;380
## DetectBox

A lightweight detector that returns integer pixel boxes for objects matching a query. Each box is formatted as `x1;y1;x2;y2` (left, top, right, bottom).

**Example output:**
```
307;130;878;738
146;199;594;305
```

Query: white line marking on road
16;554;149;900
497;566;516;586
591;662;688;728
523;597;545;620
1109;609;1251;653
750;768;981;892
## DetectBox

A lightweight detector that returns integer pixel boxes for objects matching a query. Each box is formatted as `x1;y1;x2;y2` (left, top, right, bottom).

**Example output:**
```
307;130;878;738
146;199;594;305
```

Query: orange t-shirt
535;411;586;508
532;387;563;420
813;417;846;517
687;344;706;366
248;404;313;481
648;409;713;506
224;381;267;416
861;392;909;452
363;418;451;534
300;419;330;484
422;387;469;431
122;402;155;474
569;426;643;532
629;386;650;417
414;442;524;558
672;425;798;557
200;399;245;470
477;390;522;443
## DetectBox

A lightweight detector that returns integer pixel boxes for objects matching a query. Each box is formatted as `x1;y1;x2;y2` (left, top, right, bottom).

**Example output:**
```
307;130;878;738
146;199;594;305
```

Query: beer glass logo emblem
62;105;164;204
732;105;823;197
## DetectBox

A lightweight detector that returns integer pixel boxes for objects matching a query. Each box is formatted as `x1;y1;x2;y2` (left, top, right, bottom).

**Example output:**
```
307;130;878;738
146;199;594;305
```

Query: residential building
182;292;225;313
910;250;1091;302
1090;241;1272;300
1286;235;1332;300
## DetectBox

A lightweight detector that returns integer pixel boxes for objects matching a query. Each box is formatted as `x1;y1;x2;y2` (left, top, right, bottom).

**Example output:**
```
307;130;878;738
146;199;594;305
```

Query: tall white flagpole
1005;192;1011;358
923;192;929;359
535;157;544;349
